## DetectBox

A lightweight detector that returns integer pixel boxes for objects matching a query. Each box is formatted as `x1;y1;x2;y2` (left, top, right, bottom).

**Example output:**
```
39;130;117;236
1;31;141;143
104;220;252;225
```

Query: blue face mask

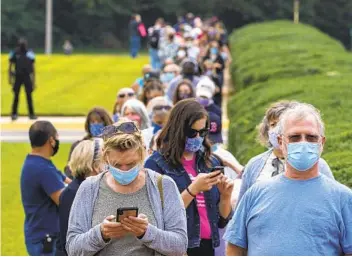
210;47;218;55
197;97;210;107
185;136;204;152
107;164;141;185
221;52;228;61
287;142;320;172
90;123;105;137
161;72;175;83
152;122;162;134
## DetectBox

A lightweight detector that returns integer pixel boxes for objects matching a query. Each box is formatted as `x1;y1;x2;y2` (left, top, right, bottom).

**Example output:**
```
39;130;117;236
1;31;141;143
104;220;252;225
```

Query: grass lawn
1;54;149;116
1;143;71;255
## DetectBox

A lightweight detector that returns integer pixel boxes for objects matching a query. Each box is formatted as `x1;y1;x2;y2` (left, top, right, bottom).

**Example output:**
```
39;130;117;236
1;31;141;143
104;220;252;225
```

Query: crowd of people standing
18;13;352;256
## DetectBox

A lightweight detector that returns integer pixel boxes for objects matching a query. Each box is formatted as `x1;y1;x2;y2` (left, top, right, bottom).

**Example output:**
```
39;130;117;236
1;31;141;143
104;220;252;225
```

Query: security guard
9;38;37;121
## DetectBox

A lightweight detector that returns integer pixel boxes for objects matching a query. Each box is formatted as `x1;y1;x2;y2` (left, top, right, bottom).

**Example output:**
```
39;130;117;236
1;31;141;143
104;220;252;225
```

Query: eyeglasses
152;105;172;112
284;134;321;143
118;92;135;98
101;122;139;139
186;127;209;138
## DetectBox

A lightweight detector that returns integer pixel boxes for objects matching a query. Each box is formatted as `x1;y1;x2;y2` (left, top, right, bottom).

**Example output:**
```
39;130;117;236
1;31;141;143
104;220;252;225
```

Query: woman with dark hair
145;99;233;256
140;79;164;106
173;79;195;105
64;107;113;178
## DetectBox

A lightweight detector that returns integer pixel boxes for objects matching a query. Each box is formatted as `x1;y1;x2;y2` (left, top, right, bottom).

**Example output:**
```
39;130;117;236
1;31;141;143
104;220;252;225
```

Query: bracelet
186;187;196;198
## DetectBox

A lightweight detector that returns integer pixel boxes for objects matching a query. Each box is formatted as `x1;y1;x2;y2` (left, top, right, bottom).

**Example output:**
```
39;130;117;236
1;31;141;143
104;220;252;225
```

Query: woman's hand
120;213;149;238
189;171;222;195
100;215;128;241
217;175;234;199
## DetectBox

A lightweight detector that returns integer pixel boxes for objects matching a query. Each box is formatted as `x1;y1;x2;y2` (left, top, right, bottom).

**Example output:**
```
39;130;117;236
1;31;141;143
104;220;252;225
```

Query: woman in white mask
236;100;335;207
66;120;187;256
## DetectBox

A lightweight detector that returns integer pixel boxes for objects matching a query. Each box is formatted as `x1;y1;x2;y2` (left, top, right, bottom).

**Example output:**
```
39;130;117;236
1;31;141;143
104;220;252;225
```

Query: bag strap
156;174;164;210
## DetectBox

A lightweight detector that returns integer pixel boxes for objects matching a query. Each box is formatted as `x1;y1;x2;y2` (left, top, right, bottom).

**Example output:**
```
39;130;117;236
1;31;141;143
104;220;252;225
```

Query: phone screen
116;208;138;222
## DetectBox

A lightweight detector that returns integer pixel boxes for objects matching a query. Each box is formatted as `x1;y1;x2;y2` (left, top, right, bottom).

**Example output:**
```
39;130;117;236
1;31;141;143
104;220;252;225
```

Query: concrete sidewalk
1;66;231;144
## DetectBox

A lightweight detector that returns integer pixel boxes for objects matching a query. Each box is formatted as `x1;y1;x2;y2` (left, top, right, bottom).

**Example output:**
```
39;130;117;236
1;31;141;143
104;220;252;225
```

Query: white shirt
256;151;285;182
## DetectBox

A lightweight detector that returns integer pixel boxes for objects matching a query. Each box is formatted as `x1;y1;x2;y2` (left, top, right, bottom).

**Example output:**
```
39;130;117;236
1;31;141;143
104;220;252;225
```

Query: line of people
18;13;352;257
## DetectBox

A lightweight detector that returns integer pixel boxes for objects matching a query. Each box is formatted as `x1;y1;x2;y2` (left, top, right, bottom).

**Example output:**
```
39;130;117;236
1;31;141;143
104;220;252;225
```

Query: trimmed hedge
228;20;352;187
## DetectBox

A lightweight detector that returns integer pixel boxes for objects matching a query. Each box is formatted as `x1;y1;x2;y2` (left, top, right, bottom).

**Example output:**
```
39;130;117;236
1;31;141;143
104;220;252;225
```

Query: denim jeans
149;48;161;70
26;238;57;256
130;35;141;58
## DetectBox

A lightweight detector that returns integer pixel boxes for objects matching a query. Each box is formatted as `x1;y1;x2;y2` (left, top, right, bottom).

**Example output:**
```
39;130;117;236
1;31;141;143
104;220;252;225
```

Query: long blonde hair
69;139;103;178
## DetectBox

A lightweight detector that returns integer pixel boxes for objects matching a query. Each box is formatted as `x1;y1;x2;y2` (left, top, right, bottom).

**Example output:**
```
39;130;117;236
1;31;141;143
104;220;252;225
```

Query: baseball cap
196;77;216;99
144;71;160;81
208;112;223;144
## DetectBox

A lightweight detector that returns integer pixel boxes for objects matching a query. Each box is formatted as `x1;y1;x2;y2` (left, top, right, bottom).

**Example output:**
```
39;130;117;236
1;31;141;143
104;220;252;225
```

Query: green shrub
228;20;352;187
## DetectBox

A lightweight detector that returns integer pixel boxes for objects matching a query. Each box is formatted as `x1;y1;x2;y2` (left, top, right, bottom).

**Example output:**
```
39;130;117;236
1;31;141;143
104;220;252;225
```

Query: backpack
138;23;147;37
15;52;33;76
148;29;160;49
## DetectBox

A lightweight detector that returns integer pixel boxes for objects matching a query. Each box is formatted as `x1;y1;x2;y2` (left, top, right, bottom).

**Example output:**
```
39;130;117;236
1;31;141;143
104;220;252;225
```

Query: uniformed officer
9;38;37;121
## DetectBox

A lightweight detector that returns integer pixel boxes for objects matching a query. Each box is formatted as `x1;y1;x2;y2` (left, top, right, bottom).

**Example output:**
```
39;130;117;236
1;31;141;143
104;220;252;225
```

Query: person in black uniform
9;38;37;121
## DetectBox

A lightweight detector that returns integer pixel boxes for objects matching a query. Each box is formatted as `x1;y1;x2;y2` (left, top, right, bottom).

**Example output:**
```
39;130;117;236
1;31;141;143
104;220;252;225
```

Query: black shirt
56;177;85;256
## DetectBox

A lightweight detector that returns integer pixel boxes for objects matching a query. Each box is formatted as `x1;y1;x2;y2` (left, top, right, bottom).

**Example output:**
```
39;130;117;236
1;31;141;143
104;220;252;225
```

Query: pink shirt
182;156;211;239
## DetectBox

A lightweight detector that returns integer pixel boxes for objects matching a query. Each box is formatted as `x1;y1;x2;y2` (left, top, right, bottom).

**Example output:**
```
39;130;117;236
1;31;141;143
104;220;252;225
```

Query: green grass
1;54;149;116
1;143;71;255
227;20;352;187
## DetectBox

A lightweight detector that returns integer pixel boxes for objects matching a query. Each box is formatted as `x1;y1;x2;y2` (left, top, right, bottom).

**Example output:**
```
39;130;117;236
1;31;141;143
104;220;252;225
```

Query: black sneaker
11;114;18;121
29;115;37;120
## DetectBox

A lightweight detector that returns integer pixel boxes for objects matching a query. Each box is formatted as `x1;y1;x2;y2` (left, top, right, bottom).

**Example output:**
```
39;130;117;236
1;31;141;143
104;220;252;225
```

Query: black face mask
52;139;60;156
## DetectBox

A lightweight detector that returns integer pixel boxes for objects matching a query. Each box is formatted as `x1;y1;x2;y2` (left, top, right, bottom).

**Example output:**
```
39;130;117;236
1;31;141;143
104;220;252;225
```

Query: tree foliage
2;0;351;51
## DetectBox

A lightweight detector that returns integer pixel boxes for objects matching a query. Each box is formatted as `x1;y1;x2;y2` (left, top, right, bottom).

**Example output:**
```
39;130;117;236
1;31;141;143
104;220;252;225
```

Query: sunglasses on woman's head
101;122;139;139
118;92;135;98
186;127;209;138
153;105;172;112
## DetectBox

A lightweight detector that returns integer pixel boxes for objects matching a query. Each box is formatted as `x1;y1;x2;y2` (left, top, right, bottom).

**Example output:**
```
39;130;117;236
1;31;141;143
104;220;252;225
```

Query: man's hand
120;213;149;238
100;215;128;240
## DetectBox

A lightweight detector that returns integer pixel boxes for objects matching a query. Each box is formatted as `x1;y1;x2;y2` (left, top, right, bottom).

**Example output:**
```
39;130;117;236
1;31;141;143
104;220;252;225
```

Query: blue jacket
145;151;233;249
238;149;335;206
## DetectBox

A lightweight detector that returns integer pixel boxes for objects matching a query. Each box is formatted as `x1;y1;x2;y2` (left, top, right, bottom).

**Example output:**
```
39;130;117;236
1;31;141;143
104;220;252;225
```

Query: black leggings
187;239;214;256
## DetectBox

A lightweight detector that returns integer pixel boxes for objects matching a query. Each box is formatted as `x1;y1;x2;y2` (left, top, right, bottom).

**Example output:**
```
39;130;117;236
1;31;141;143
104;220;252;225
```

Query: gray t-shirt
92;175;157;256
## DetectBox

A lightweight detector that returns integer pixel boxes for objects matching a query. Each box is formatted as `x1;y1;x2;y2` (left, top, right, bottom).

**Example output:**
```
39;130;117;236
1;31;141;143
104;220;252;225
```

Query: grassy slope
1;143;71;255
227;20;352;187
1;54;149;116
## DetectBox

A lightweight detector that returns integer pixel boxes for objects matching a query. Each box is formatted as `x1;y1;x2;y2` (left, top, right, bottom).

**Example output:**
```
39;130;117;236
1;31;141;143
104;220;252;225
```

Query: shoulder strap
156;174;164;210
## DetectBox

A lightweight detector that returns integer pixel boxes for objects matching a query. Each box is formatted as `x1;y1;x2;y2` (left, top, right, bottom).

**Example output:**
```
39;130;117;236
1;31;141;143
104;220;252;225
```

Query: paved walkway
1;68;231;144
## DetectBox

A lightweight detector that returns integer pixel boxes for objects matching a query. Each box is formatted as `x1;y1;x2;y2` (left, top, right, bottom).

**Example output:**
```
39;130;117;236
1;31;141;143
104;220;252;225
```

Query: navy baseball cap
208;112;223;144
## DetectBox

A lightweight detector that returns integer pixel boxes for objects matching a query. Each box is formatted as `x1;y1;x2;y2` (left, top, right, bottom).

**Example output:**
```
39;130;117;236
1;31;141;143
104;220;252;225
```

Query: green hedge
227;20;352;187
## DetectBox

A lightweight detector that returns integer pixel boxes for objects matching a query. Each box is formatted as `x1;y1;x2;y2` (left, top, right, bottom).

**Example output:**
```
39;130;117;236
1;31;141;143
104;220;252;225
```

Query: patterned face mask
185;136;204;152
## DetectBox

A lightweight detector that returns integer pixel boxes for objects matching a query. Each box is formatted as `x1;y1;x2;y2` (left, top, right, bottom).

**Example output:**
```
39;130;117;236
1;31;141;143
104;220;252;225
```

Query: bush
227;20;352;187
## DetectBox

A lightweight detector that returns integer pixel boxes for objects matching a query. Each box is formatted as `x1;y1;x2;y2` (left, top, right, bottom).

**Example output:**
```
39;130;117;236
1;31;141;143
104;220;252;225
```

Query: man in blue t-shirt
20;120;65;256
224;103;352;256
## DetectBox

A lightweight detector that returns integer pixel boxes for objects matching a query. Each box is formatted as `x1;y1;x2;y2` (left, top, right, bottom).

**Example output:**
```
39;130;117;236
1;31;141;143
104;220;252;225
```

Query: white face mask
268;127;280;149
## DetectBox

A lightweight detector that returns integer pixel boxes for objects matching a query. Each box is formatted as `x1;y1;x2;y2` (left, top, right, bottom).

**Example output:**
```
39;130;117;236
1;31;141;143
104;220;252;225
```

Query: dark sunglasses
153;105;172;112
101;122;139;139
118;92;135;98
186;127;209;138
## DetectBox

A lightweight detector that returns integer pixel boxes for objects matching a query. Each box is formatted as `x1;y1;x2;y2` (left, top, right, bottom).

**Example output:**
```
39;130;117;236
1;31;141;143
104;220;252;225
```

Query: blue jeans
26;238;57;256
130;35;141;58
149;48;161;70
